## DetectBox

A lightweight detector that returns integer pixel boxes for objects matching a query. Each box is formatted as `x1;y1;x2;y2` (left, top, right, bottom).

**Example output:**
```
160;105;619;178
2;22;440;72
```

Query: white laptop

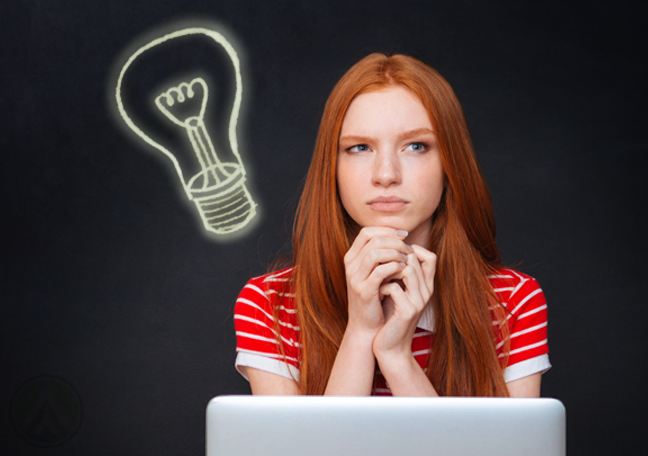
206;395;565;456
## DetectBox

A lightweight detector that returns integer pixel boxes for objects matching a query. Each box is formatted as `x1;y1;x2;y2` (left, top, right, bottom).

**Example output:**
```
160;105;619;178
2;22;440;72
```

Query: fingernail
407;244;414;252
396;230;408;237
399;262;407;268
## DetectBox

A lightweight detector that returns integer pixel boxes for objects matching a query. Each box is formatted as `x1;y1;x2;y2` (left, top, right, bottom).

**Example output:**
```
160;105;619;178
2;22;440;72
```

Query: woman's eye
406;142;428;153
348;144;370;152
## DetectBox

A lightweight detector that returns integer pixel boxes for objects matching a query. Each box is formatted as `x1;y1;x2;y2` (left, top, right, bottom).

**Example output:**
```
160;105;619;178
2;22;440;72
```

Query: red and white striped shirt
234;267;550;395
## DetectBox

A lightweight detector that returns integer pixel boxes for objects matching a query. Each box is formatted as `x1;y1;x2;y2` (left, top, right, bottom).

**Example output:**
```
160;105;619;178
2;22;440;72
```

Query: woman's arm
506;373;541;398
247;367;300;395
247;359;543;396
245;316;380;396
324;327;377;395
375;349;438;396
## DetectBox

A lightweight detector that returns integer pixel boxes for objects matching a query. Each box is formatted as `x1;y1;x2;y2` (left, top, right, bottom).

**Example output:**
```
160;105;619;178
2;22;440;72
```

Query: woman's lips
367;196;408;212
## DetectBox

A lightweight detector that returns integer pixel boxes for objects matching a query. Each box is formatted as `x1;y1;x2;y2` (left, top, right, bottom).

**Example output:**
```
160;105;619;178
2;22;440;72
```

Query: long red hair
287;53;509;396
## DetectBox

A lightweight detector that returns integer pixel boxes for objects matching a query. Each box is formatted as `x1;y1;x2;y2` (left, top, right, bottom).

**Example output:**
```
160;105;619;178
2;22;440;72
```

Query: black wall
3;1;647;455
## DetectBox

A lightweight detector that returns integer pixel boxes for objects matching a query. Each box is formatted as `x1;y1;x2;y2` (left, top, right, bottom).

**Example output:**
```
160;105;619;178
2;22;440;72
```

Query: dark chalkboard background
2;1;646;455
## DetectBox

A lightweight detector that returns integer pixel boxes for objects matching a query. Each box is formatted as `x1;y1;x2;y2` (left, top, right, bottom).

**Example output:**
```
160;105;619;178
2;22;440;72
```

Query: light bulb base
189;163;257;234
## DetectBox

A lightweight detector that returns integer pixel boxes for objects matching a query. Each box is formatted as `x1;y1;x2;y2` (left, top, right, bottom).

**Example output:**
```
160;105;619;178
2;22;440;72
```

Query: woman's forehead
340;86;432;137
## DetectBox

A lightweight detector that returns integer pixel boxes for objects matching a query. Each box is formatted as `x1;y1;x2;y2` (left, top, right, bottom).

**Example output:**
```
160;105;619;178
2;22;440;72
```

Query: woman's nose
372;152;401;187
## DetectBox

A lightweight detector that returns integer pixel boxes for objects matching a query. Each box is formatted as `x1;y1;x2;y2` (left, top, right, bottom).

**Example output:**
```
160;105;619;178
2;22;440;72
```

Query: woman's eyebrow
398;128;435;141
338;134;377;145
339;128;434;144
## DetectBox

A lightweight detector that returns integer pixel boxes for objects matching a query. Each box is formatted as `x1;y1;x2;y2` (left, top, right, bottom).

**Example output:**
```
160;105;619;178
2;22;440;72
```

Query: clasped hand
344;227;437;361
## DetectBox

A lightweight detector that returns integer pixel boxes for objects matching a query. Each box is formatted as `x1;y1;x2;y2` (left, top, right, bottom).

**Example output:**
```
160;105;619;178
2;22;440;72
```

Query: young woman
233;53;550;397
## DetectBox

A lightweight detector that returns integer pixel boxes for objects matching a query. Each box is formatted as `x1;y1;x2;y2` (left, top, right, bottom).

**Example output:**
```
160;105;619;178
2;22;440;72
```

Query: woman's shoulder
237;267;295;308
488;268;539;284
487;268;545;312
246;267;294;289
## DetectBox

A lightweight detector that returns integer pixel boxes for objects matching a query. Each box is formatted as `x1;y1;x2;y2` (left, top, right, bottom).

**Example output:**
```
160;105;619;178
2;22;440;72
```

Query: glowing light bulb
115;27;257;235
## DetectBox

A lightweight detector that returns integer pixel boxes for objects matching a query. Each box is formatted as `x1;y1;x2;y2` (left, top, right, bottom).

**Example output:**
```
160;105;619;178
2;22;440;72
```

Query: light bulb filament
156;78;231;189
155;78;208;126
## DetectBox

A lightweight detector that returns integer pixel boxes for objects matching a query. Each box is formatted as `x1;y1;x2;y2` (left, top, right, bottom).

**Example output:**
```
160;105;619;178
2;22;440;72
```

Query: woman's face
336;85;445;245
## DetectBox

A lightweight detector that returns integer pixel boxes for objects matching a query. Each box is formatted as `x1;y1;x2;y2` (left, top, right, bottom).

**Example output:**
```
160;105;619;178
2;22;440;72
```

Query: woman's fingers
379;282;406;305
355;248;407;280
350;260;406;300
380;282;417;319
345;227;409;266
344;228;415;334
411;244;437;296
345;228;413;288
381;247;437;321
384;253;424;296
400;252;427;304
343;229;437;339
371;245;438;358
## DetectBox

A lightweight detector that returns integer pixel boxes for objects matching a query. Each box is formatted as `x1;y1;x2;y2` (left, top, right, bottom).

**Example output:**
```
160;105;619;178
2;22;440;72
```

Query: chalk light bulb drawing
115;28;257;235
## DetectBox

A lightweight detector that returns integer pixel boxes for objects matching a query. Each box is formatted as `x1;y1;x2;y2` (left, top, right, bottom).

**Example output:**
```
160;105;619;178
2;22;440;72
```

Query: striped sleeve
233;268;301;381
491;270;551;382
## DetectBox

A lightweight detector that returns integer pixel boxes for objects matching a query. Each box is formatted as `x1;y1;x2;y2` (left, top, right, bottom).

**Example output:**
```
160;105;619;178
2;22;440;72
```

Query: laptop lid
206;395;565;456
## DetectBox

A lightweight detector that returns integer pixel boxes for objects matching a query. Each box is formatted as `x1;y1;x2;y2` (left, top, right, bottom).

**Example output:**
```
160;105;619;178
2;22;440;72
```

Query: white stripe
236;330;301;348
507;277;528;302
518;304;547;320
504;354;551;383
236;298;298;329
507;288;543;319
244;283;270;301
493;287;515;293
510;270;526;281
412;349;431;357
489;302;508;311
236;348;299;363
496;322;547;349
251;268;293;282
265;268;294;279
266;289;296;298
488;274;514;279
510;322;547;340
236;331;278;344
235;351;300;382
242;286;299;315
236;298;273;321
234;314;272;329
499;339;547;357
278;306;297;314
234;314;300;331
